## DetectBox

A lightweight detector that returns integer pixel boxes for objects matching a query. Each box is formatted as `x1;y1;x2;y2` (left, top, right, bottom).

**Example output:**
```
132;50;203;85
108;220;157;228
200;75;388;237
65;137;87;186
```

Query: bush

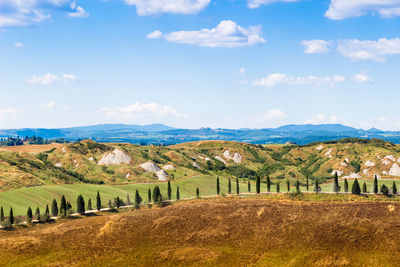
381;184;389;196
0;220;12;230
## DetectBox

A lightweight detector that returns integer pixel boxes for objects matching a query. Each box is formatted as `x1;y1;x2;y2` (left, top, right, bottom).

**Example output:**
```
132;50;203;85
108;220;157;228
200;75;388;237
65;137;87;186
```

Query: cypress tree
108;200;112;209
51;199;58;217
392;181;397;195
228;179;231;194
314;179;319;193
135;189;142;204
196;187;200;198
77;195;85;214
256;177;261;194
45;204;50;216
87;199;92;210
296;179;300;193
27;207;33;223
96;191;101;211
167;180;172;200
116;196;121;208
352;179;361;195
247;180;251;192
66;202;72;211
373;175;378;194
267;176;271;193
35;207;40;220
236;178;239;195
148;189;151;203
333;172;340;193
362;182;367;193
176;186;180;200
152;186;161;203
287;180;290;192
381;184;389;196
344;179;349;193
216;177;220;195
60;195;67;215
306;175;309;191
9;207;14;225
0;206;4;221
276;182;280;193
126;193;131;205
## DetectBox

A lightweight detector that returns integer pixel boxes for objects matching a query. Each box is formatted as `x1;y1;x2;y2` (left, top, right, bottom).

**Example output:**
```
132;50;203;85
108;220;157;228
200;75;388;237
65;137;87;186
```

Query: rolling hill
0;138;400;193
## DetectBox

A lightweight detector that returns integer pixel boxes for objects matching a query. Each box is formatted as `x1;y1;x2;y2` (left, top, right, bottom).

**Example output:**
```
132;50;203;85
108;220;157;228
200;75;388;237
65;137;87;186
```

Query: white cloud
252;109;287;123
239;67;246;75
68;3;89;18
100;102;189;120
353;72;373;83
325;0;400;20
253;73;347;88
41;101;55;109
301;40;331;54
0;0;89;28
124;0;210;15
27;73;77;84
247;0;302;9
146;30;163;39
337;38;400;62
304;114;340;124
147;20;266;48
14;42;23;47
0;108;21;120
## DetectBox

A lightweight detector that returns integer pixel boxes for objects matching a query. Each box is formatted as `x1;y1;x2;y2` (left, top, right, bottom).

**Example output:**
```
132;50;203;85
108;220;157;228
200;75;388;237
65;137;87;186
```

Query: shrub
0;220;12;230
381;184;389;196
352;179;361;195
152;186;161;203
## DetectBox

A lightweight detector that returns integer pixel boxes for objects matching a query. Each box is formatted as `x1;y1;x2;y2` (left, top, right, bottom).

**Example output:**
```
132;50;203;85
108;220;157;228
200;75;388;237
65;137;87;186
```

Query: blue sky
1;0;400;130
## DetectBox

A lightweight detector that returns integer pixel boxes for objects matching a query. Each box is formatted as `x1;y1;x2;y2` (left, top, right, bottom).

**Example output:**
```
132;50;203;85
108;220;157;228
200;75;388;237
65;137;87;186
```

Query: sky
0;0;400;130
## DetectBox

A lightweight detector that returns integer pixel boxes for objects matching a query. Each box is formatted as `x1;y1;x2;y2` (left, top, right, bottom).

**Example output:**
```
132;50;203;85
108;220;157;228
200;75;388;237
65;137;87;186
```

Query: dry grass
0;144;61;153
0;198;400;266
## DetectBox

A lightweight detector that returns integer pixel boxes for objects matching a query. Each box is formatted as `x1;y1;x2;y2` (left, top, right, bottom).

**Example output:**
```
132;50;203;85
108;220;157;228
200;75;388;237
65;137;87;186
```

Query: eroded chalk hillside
0;138;400;191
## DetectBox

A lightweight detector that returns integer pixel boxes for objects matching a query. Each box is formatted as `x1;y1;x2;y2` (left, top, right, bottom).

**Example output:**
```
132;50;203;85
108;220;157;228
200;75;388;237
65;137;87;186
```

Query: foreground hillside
1;138;400;191
1;197;399;266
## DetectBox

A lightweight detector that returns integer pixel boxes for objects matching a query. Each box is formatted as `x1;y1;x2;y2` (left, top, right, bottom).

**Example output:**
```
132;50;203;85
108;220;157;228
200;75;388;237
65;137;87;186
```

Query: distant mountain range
0;123;399;145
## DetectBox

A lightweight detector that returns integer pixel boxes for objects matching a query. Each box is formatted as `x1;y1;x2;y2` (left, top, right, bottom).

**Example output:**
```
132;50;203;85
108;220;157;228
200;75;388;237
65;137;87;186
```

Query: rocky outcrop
55;162;62;168
88;156;94;161
98;149;131;166
364;160;375;167
140;161;161;173
193;162;201;169
140;161;168;181
162;164;175;170
222;150;242;163
215;156;227;164
316;145;324;150
389;163;400;176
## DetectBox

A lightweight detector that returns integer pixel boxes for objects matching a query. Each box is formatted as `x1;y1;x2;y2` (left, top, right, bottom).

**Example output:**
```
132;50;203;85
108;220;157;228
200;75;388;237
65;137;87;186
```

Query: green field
1;176;399;216
0;176;256;215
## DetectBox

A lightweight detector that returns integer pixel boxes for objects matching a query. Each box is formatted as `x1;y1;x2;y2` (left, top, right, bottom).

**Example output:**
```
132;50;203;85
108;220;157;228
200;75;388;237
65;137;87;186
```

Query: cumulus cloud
253;73;347;88
124;0;210;15
100;102;189;120
27;73;77;84
0;0;89;28
325;0;400;20
337;38;400;62
301;40;331;54
147;20;266;48
304;114;340;124
0;108;21;120
247;0;302;9
353;72;373;83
